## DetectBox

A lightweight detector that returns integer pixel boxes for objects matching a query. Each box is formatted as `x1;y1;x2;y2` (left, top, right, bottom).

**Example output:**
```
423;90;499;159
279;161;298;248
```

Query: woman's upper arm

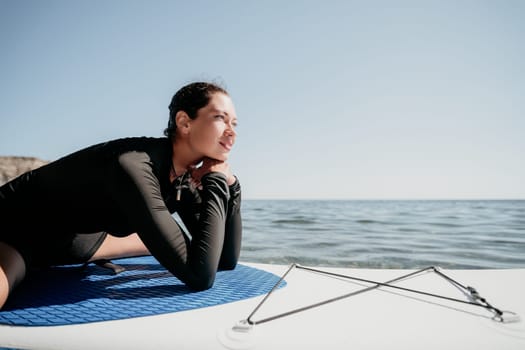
108;152;190;271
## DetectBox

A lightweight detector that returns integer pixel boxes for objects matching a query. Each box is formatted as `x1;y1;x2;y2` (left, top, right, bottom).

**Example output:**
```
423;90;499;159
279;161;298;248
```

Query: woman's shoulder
101;136;169;151
50;137;170;170
75;137;170;159
106;137;171;173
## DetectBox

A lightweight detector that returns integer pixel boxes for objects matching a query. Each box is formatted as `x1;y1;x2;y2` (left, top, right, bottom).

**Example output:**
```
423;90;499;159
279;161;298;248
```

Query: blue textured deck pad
0;256;285;326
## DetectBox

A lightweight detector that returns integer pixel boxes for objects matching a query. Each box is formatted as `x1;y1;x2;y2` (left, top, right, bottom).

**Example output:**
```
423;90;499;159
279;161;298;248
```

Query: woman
0;82;242;309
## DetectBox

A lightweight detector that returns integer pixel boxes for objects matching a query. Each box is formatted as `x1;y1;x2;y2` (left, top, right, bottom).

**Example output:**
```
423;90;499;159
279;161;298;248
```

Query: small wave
397;227;420;233
272;218;317;225
486;239;525;245
424;222;463;228
355;219;380;224
294;241;340;249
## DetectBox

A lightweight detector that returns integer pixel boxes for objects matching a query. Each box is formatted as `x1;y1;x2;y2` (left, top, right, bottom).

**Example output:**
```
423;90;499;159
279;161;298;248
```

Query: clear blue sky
1;0;524;199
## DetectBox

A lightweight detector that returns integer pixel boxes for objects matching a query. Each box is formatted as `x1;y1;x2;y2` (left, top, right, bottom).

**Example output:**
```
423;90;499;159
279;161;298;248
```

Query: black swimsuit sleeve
219;178;242;270
109;152;230;290
176;177;242;271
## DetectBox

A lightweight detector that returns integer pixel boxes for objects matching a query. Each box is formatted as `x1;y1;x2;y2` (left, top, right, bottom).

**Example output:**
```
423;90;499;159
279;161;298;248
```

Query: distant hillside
0;156;49;185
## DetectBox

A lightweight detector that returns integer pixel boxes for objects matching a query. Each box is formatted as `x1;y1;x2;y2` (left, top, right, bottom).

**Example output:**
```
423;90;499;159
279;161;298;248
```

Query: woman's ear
175;111;191;135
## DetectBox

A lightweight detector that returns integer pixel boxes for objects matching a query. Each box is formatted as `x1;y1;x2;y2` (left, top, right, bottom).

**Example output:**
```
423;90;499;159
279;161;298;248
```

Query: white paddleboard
1;263;524;350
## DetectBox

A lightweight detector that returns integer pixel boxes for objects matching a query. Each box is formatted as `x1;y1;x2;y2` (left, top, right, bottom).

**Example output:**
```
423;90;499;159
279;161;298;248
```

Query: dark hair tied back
164;82;228;140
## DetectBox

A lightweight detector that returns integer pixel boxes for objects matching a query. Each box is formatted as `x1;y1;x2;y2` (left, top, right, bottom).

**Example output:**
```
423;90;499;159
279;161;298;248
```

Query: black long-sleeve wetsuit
0;137;242;290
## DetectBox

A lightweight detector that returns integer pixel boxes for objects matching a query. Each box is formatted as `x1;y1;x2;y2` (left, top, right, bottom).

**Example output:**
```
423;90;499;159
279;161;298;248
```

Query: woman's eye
215;115;225;120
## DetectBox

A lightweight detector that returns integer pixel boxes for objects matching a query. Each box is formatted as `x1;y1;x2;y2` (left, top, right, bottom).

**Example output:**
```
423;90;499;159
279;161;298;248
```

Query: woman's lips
220;141;232;151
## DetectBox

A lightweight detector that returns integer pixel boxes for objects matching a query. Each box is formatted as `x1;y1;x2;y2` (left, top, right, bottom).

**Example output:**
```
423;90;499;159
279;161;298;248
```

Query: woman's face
187;92;238;161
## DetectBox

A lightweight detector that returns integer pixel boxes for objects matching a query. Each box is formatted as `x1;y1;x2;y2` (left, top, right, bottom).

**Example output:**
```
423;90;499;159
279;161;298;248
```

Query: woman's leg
0;242;26;309
89;233;150;262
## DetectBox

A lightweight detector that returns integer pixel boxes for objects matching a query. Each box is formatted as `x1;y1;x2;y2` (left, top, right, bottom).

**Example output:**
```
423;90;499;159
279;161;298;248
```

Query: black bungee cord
242;264;518;326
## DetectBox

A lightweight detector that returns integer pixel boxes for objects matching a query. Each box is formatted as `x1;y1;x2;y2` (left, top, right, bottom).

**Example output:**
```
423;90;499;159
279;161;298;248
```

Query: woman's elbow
218;260;238;271
184;262;237;290
185;273;216;291
218;253;239;271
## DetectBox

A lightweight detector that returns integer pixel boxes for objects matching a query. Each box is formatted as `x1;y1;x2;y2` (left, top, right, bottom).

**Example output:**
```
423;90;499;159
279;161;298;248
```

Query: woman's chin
208;152;229;162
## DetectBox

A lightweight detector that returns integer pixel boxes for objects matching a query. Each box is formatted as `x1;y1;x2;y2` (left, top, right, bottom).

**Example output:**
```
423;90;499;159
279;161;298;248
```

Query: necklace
171;163;187;201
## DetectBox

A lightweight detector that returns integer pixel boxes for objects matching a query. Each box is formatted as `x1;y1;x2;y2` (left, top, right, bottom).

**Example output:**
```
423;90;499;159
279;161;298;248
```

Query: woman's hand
189;157;236;188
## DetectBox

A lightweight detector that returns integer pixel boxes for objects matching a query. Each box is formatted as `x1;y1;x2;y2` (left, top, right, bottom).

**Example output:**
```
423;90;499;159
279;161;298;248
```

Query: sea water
239;200;525;269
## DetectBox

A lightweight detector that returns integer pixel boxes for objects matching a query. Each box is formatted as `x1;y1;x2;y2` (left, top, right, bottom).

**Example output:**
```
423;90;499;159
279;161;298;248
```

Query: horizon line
243;197;525;201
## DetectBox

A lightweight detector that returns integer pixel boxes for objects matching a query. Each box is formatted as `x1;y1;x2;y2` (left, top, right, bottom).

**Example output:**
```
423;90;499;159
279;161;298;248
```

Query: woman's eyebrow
211;108;229;116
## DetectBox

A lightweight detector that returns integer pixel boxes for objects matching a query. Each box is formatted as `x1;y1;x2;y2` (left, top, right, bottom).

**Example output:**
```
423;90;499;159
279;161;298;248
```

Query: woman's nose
225;123;237;137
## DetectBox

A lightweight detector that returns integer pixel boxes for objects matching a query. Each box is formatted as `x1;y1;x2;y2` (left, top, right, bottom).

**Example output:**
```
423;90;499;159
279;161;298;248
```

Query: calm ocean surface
238;200;525;269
